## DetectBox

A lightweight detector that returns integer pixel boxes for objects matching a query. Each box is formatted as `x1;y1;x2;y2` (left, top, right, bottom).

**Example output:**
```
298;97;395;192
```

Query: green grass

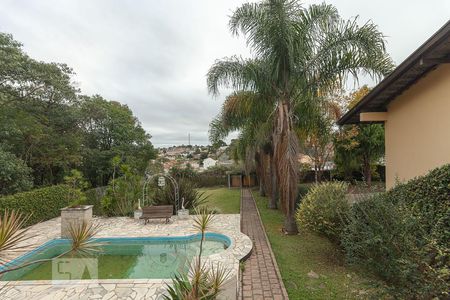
198;187;240;214
252;191;386;300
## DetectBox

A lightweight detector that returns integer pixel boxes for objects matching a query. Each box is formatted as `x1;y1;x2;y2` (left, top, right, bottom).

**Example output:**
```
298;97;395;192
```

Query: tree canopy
0;32;156;192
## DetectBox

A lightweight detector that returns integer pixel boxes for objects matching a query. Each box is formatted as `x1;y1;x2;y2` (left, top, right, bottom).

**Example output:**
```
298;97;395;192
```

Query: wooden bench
140;205;173;224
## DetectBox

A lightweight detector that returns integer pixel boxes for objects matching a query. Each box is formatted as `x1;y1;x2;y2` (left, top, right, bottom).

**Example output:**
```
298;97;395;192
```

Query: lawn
198;187;241;214
252;191;385;300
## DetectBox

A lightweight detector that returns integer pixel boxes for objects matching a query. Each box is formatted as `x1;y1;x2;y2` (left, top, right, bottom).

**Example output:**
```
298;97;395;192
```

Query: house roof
338;20;450;125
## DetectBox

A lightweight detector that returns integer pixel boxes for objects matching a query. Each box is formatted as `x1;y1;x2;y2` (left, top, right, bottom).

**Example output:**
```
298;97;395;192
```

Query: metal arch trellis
142;172;180;213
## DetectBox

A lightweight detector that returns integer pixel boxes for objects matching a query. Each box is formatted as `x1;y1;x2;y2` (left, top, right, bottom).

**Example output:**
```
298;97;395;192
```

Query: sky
0;0;449;147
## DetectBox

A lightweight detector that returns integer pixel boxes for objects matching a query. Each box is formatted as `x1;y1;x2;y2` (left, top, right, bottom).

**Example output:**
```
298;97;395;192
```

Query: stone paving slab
0;214;252;299
240;189;288;300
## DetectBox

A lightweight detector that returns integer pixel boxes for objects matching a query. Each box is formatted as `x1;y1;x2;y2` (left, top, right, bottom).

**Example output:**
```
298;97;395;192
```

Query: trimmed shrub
342;165;450;298
296;182;349;241
0;185;83;226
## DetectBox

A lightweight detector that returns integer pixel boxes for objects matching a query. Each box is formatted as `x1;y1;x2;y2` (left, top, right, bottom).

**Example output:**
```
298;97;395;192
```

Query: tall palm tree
207;0;393;234
209;91;277;205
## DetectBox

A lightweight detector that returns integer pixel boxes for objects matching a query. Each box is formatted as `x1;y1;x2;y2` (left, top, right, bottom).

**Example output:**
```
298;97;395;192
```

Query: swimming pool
0;233;231;281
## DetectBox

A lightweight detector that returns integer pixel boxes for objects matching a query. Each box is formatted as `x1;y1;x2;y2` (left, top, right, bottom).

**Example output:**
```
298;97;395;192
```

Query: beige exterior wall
384;63;450;189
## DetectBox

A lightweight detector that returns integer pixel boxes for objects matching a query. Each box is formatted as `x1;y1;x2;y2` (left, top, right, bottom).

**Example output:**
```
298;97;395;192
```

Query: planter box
134;210;143;220
60;205;93;238
177;209;189;220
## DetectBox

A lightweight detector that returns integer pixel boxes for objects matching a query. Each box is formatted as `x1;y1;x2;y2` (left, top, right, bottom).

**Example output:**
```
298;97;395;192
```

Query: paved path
240;189;288;300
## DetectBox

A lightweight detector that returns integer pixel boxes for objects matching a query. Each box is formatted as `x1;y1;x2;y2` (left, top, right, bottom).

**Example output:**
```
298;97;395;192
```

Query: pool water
1;233;230;281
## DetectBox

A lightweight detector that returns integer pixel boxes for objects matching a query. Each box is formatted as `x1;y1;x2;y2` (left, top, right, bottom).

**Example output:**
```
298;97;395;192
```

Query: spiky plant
164;207;230;300
0;219;102;276
66;220;103;256
0;210;31;263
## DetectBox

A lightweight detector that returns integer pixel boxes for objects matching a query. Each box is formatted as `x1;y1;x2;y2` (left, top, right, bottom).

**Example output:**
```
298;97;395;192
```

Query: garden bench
140;205;173;224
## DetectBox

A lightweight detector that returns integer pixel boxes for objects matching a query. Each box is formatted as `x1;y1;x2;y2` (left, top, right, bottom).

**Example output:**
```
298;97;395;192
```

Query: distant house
202;157;217;170
338;21;450;189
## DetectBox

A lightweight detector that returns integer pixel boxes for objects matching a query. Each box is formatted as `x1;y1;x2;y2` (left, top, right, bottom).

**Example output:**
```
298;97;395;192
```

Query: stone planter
134;210;143;220
60;205;93;238
177;209;189;220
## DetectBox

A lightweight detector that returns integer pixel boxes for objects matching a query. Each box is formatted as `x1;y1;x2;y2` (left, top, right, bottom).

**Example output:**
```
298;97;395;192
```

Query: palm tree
209;90;278;207
207;0;393;234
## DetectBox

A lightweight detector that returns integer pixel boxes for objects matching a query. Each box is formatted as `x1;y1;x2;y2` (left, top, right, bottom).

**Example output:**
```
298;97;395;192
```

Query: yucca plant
0;210;31;263
0;215;102;276
164;207;230;300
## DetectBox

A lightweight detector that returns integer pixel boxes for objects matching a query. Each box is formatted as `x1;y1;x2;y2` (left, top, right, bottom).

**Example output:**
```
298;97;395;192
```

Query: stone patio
0;214;252;300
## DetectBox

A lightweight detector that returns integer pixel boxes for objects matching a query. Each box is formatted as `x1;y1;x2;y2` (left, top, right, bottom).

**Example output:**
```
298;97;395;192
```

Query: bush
154;178;207;212
0;148;33;195
101;170;142;217
0;185;83;226
342;165;450;298
84;187;107;216
296;182;349;241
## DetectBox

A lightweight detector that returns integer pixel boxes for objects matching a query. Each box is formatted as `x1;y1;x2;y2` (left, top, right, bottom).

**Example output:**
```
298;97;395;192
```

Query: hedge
0;185;82;227
342;164;450;298
192;175;227;188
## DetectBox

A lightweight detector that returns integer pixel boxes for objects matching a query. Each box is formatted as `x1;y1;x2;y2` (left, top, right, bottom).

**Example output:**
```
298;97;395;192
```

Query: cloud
0;0;448;146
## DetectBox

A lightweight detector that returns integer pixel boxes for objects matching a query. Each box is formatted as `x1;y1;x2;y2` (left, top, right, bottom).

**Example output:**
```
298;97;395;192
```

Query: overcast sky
1;1;448;147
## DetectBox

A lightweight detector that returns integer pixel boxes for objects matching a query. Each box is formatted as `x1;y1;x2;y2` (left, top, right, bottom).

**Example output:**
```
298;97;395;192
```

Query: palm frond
67;221;103;255
0;210;32;263
193;207;215;233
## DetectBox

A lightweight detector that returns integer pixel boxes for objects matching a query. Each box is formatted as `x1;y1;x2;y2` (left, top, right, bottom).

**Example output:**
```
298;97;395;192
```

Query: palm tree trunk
273;100;299;235
268;151;278;209
255;151;266;196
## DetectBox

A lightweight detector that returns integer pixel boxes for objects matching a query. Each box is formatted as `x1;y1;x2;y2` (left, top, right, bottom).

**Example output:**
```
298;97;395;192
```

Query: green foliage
80;95;157;187
0;148;33;195
342;165;450;298
334;87;385;184
193;175;227;188
0;33;81;186
101;165;142;217
169;165;198;180
296;182;349;242
193;166;229;188
154;179;207;212
0;210;31;260
0;33;156;189
0;185;83;226
207;1;393;234
84;187;106;216
164;207;229;300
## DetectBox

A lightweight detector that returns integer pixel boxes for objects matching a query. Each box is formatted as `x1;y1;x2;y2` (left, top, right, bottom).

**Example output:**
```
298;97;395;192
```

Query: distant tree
334;86;385;186
0;148;33;195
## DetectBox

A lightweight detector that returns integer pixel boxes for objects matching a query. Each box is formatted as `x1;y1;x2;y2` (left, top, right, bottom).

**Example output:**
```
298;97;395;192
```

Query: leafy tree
335;86;385;186
0;32;82;185
0;148;33;195
207;0;393;233
79;95;157;186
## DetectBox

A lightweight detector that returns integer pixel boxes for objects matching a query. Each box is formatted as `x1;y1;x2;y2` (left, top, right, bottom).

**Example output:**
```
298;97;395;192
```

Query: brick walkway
240;189;288;299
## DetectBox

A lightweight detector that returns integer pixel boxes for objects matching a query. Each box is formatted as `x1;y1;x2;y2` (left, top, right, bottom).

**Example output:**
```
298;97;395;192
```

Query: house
338;21;450;189
202;157;217;170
